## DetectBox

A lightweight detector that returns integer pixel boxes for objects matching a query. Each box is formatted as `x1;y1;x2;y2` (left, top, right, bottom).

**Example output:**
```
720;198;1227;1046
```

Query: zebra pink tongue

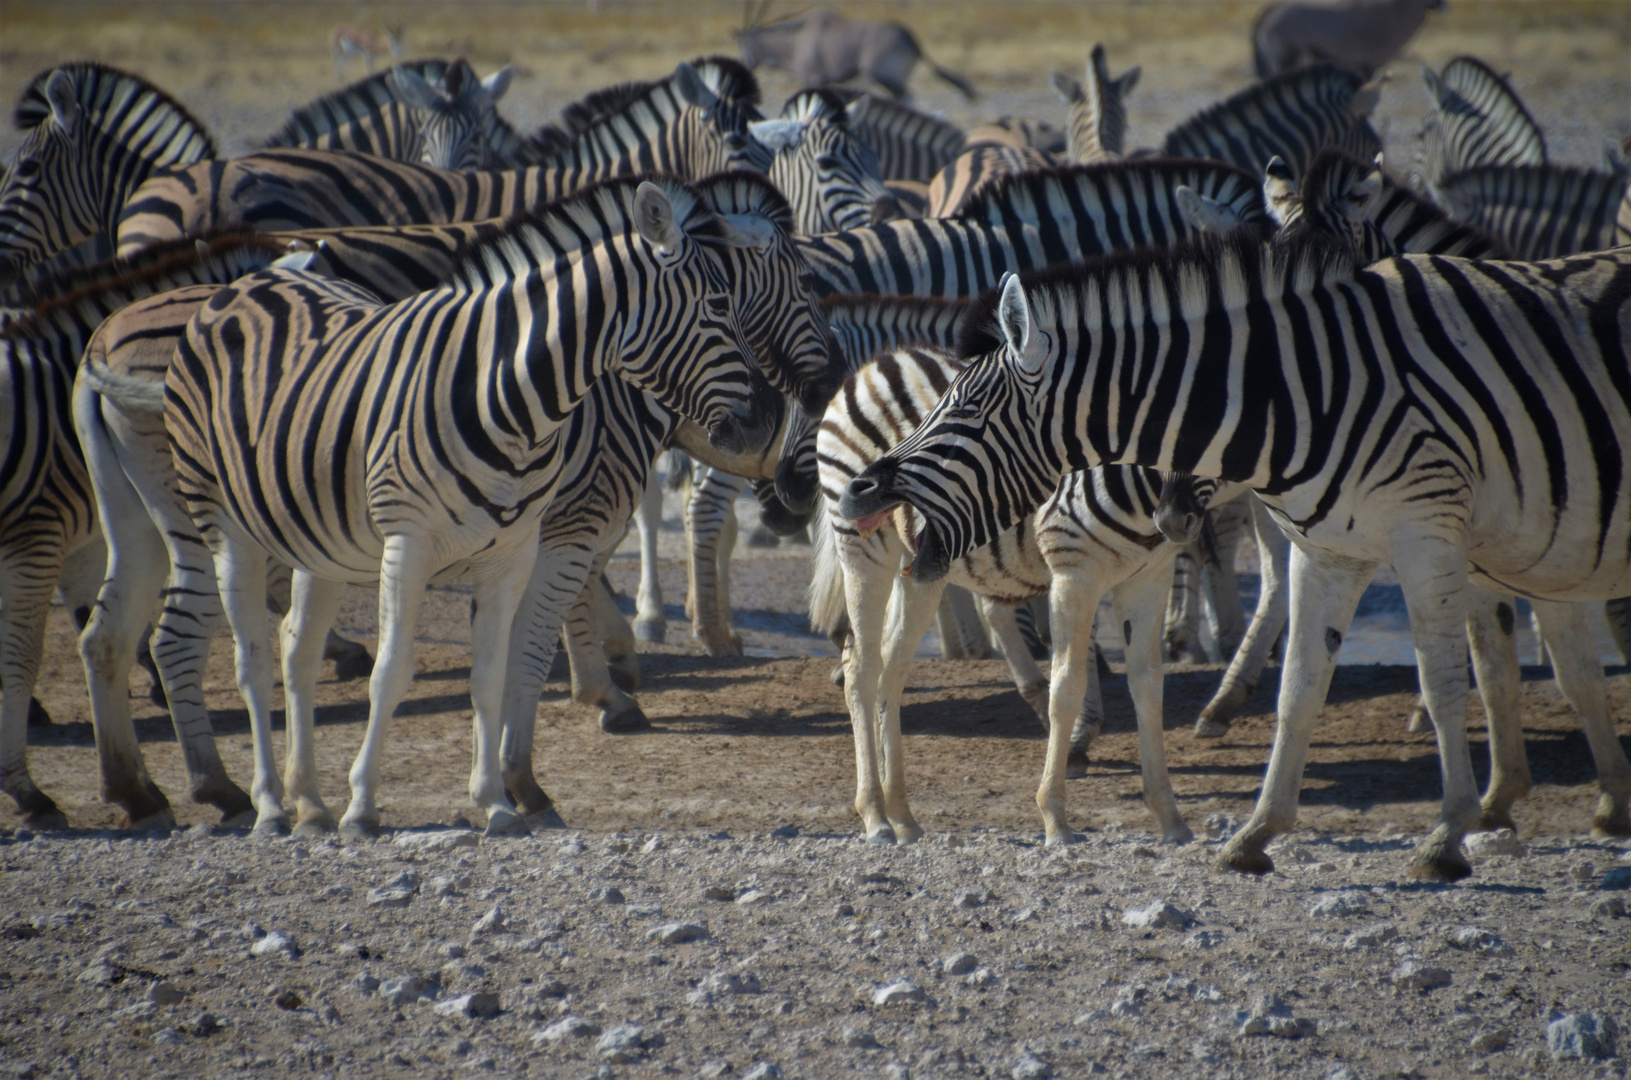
855;511;890;538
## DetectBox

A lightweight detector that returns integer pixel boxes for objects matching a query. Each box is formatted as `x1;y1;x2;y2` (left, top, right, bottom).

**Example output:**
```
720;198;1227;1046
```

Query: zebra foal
842;235;1631;880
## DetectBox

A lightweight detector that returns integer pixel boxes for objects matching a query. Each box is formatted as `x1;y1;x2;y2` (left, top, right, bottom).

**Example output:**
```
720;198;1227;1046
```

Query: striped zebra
79;175;835;830
0;63;215;282
1417;55;1547;189
1050;45;1141;164
0;234;294;828
261;57;520;169
1433;162;1630;260
840;232;1631;880
840;93;966;182
748;89;898;231
924;122;1058;218
114;60;773;254
1160;63;1381;180
87;179;781;837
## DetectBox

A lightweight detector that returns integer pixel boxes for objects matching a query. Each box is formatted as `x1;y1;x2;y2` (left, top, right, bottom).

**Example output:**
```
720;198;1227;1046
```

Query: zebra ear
44;70;79;134
1114;65;1142;98
480;65;515;104
674;62;720;111
844;96;871;125
633;181;686;258
1050;71;1083;105
997;274;1043;375
746;118;805;153
389;66;443;110
1175;185;1241;232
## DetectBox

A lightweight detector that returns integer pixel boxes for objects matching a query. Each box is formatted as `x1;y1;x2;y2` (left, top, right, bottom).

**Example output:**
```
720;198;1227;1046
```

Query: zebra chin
709;376;784;457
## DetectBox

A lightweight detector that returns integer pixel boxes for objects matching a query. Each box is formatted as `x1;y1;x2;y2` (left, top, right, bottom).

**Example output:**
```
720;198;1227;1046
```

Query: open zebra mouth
907;519;951;583
854;509;892;539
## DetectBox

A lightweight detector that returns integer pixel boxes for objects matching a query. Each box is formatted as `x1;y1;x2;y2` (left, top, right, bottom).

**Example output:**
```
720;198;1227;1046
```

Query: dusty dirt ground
2;1;1631;1077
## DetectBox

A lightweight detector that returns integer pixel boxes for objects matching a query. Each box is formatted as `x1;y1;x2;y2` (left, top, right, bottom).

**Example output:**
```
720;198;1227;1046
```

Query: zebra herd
0;43;1627;885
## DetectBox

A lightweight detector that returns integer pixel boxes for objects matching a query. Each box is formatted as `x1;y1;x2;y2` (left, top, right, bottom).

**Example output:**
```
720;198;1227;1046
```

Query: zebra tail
1607;596;1631;666
662;448;691;494
806;504;849;638
80;357;167;414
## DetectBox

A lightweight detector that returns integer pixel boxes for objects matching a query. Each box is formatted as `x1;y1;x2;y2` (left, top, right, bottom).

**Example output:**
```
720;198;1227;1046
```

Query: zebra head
1270;150;1389;261
0;64;215;285
673;61;776;177
1151;472;1223;546
752;90;899;233
840;273;1064;582
388;59;513;169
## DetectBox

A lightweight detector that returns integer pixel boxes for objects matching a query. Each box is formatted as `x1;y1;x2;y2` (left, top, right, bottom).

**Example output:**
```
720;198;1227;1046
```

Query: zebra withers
842;234;1631;880
0;63;215;282
146;180;779;839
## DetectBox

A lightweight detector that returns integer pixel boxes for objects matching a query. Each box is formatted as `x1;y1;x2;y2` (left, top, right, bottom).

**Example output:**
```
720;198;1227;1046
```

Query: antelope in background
735;2;976;102
330;22;406;80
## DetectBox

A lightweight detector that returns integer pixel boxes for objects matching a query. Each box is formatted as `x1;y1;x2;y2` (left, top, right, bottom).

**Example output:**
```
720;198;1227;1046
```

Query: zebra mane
691;170;794;237
688;56;762;108
781;88;849;125
954;230;1355;359
530;56;763;161
954;157;1264;227
2;231;285;339
820;290;972;327
449;175;730;291
261;58;450;145
13;62;218;157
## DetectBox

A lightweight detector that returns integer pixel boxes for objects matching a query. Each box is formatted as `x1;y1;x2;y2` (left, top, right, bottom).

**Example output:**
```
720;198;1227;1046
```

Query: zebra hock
842;236;1631;881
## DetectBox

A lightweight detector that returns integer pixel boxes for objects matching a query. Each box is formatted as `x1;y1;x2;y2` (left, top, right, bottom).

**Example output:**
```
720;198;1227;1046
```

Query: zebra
924;122;1058;219
79;175;835;830
0;233;297;828
840;93;965;182
1432;162;1630;261
839;232;1631;880
1417;55;1547;190
0;63;215;282
261;57;520;169
87;179;781;838
1160;63;1381;181
114;60;774;255
1050;44;1141;164
748;88;899;231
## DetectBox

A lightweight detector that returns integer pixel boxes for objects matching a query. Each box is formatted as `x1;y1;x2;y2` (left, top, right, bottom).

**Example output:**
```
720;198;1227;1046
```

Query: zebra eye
946;400;981;421
724;134;747;150
816;155;840;170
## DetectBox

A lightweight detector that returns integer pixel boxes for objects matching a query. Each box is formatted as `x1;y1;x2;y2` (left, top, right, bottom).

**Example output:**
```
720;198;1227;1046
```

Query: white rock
77;960;115;986
595;1022;649;1062
366;887;415;909
741;1064;782;1080
433;993;501;1019
470;905;507;936
1343;923;1399;950
953;890;988;909
736;889;774;907
250;931;298;958
1121;901;1194;930
1569;860;1597;881
688;970;762;1003
1469;1028;1510;1054
965;967;997;988
1109;998;1142;1018
1547;1012;1618;1060
1446;926;1510;954
1464;830;1524;858
380;975;438;1007
1183;929;1224;950
1308;892;1370;918
393;830;478;853
942;951;978;976
1589;896;1627;919
646;922;709;944
146;981;185;1007
532;1015;599;1046
872;980;927;1007
1392;961;1451;992
839;1024;878;1048
1011;1056;1052;1080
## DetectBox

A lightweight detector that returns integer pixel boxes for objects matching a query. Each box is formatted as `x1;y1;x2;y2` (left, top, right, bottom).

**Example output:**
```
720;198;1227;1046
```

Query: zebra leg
1218;544;1376;876
340;536;435;840
207;527;288;835
467;540;539;838
0;543;68;828
1466;592;1529;833
977;596;1049;725
279;570;342;836
266;562;373;681
1195;498;1289;738
590;572;640;693
685;467;746;657
1607;597;1631;666
1038;567;1109;844
935;591;969;659
633;473;667;644
873;573;943;845
1163;544;1210;664
942;584;995;658
1202;502;1250;662
569;549;648;733
1119;558;1191;844
1532;599;1631;836
496;542;577;828
842;543;906;845
74;437;177;829
1065;612;1106;780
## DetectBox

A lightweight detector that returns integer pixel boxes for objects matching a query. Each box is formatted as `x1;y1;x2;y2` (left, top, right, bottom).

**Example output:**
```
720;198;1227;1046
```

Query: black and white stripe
1051;45;1141;164
1433;162;1630;259
751;89;897;233
1418;55;1547;188
841;93;966;183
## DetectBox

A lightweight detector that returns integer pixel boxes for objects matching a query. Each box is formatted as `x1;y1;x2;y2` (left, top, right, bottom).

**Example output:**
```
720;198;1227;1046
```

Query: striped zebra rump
1418;55;1547;188
926;142;1055;218
841;94;967;183
1434;163;1630;259
0;63;215;281
1160;63;1380;180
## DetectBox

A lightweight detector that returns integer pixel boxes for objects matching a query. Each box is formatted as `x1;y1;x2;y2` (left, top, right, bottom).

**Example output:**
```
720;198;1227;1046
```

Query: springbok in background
330;22;405;80
735;2;976;102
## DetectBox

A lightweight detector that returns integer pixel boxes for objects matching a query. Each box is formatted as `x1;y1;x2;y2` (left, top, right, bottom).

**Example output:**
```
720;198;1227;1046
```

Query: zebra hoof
1408;848;1472;883
633;618;667;645
1476;806;1518;834
253;814;291;837
829;662;846;688
338;817;380;842
293;815;337;838
1216;840;1274;876
1193;716;1231;739
330;647;374;682
892;822;924;845
608;659;640;694
484;808;530;838
1065;749;1090;780
1405;700;1431;734
865;828;896;847
1043;830;1078;847
600;703;650;734
125;807;178;832
1592;802;1631;838
24;808;69;831
1161;821;1195;845
524;805;567;831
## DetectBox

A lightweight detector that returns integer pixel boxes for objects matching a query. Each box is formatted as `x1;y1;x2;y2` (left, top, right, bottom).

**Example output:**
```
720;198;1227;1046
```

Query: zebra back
1437;163;1630;259
1051;44;1141;164
843;94;967;183
1276;149;1512;262
926;143;1056;218
1160;64;1380;179
1419;56;1546;187
0;63;216;281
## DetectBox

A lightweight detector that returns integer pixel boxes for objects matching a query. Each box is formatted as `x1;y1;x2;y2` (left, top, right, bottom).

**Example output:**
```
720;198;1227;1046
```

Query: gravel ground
3;824;1631;1080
